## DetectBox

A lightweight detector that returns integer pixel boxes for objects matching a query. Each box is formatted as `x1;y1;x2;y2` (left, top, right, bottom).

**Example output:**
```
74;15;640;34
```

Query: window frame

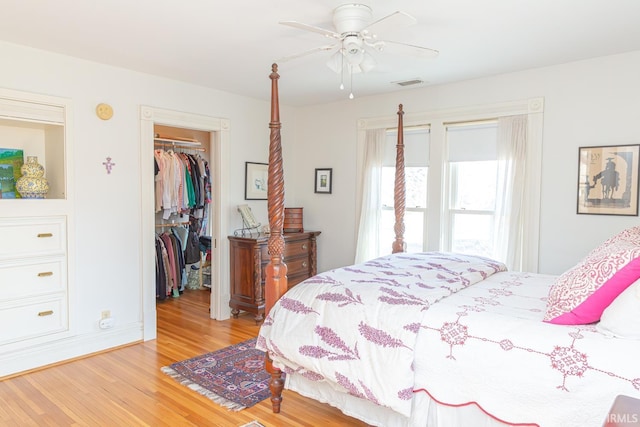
443;122;499;256
355;97;544;271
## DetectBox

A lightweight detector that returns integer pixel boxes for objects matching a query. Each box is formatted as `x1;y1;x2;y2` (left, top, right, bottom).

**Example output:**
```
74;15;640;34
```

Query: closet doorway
140;106;231;341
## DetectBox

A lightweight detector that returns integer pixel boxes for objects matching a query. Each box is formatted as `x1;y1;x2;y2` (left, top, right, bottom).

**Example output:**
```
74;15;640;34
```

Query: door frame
140;105;231;340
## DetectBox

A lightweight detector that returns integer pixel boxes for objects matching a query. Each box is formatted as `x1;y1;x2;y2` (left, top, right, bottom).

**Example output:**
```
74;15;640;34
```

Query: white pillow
596;280;640;339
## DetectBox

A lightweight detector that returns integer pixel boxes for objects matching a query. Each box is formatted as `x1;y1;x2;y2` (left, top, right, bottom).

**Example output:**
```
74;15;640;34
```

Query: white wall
0;41;293;373
287;50;640;275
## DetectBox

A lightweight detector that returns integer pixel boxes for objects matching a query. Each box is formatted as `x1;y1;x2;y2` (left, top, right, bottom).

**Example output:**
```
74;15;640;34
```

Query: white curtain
493;115;528;271
354;129;386;264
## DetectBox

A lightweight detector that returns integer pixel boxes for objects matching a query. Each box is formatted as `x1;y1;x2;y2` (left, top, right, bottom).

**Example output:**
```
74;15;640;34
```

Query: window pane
382;167;427;208
407;168;428;208
405;211;424;253
381;167;395;207
380;209;424;255
450;161;497;210
451;213;494;258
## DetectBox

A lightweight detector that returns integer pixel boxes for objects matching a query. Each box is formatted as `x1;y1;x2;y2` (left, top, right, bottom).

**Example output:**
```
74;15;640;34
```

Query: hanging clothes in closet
154;149;211;221
154;147;211;300
155;225;195;300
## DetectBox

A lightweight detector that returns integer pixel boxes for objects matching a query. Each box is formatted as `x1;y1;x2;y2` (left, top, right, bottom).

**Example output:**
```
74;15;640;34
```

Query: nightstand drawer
259;237;312;260
0;217;66;259
287;256;311;276
284;239;311;259
0;297;67;345
0;258;65;300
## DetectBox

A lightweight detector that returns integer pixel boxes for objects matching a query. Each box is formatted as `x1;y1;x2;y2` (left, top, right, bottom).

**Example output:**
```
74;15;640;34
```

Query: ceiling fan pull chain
349;64;354;99
340;49;345;90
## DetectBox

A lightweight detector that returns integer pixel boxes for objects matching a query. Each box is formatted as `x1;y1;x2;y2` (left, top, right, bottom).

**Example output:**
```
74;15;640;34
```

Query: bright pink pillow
544;226;640;325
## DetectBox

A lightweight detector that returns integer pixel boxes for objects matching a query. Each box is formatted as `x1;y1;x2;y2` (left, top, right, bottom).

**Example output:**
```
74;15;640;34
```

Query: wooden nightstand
228;231;320;322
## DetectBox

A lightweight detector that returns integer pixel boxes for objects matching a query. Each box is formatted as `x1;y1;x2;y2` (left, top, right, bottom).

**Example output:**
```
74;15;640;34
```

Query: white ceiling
1;0;640;106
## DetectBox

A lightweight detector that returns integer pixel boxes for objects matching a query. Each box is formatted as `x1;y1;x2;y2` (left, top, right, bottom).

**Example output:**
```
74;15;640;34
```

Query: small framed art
0;148;24;199
577;144;640;216
314;168;332;194
245;162;268;200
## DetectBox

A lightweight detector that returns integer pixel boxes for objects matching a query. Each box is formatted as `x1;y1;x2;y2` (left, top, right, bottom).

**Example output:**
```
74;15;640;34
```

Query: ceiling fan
278;4;438;98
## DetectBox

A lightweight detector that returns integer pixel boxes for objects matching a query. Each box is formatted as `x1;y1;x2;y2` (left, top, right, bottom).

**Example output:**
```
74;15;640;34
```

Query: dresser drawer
0;217;66;259
0;257;65;300
286;256;311;276
284;238;311;259
0;297;67;345
258;236;312;260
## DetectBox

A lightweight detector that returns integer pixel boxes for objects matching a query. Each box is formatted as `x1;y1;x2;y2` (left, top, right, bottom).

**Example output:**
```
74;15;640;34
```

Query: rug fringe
161;366;247;411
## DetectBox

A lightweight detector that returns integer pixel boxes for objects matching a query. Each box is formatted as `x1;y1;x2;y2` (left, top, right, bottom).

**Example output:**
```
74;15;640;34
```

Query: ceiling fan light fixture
346;49;364;66
326;50;343;73
371;40;385;51
360;51;376;72
343;34;364;64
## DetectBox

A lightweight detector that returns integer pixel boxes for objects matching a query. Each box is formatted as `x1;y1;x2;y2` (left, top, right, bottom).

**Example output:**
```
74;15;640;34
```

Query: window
378;127;429;255
445;122;498;258
356;98;542;270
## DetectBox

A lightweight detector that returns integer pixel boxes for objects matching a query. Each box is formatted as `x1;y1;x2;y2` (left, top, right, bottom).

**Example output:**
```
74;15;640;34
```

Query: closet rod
154;141;205;152
155;221;190;228
154;137;202;146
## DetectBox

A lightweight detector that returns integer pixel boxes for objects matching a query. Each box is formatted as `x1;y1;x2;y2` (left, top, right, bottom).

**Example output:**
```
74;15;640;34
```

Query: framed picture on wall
314;168;332;194
245;162;268;200
577;144;640;215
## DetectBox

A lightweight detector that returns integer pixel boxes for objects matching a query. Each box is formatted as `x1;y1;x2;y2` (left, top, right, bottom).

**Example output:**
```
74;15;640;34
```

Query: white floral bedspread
412;271;640;427
256;252;506;418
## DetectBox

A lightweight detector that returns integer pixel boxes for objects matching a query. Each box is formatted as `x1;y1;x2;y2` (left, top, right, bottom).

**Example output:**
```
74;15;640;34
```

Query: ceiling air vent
394;79;424;87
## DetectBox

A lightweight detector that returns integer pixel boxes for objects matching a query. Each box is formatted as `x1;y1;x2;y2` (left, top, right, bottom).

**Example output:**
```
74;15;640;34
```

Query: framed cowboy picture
577;144;640;215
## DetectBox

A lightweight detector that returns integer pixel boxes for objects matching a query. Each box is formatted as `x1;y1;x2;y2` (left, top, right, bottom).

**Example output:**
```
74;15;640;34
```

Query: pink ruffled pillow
544;226;640;325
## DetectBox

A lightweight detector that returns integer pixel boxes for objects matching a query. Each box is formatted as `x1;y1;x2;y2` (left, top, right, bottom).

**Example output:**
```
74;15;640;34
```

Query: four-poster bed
258;64;640;427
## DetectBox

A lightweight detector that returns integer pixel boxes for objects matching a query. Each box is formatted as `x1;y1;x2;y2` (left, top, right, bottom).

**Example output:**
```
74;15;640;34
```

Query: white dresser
0;88;73;365
0;216;68;345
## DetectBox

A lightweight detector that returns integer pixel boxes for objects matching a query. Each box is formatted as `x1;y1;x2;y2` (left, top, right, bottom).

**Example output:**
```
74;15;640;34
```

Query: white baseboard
0;322;144;377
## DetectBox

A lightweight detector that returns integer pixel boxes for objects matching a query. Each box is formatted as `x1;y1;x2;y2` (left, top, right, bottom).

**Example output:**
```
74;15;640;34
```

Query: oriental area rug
161;337;272;411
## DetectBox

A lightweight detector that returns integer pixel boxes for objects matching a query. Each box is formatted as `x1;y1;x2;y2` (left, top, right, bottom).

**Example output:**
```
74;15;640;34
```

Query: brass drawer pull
302;244;308;250
302;261;308;268
38;272;54;277
37;233;53;238
38;310;54;317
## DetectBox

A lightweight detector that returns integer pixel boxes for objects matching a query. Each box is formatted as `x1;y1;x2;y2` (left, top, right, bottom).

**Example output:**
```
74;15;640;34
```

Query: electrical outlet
101;310;111;320
99;317;115;329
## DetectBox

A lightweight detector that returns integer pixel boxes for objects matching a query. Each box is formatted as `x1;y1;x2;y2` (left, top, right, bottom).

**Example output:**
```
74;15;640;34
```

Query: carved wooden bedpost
264;63;287;413
392;104;406;254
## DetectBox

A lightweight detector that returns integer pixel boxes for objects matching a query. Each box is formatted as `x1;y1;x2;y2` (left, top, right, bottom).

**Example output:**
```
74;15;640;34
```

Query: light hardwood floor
0;288;369;427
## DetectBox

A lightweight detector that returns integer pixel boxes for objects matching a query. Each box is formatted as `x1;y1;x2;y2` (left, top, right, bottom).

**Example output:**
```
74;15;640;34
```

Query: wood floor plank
0;288;369;426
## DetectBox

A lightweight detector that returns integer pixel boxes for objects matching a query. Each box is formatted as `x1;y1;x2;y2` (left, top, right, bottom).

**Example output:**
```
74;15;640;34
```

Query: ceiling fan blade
380;40;439;59
362;11;416;38
276;44;338;63
280;21;342;40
